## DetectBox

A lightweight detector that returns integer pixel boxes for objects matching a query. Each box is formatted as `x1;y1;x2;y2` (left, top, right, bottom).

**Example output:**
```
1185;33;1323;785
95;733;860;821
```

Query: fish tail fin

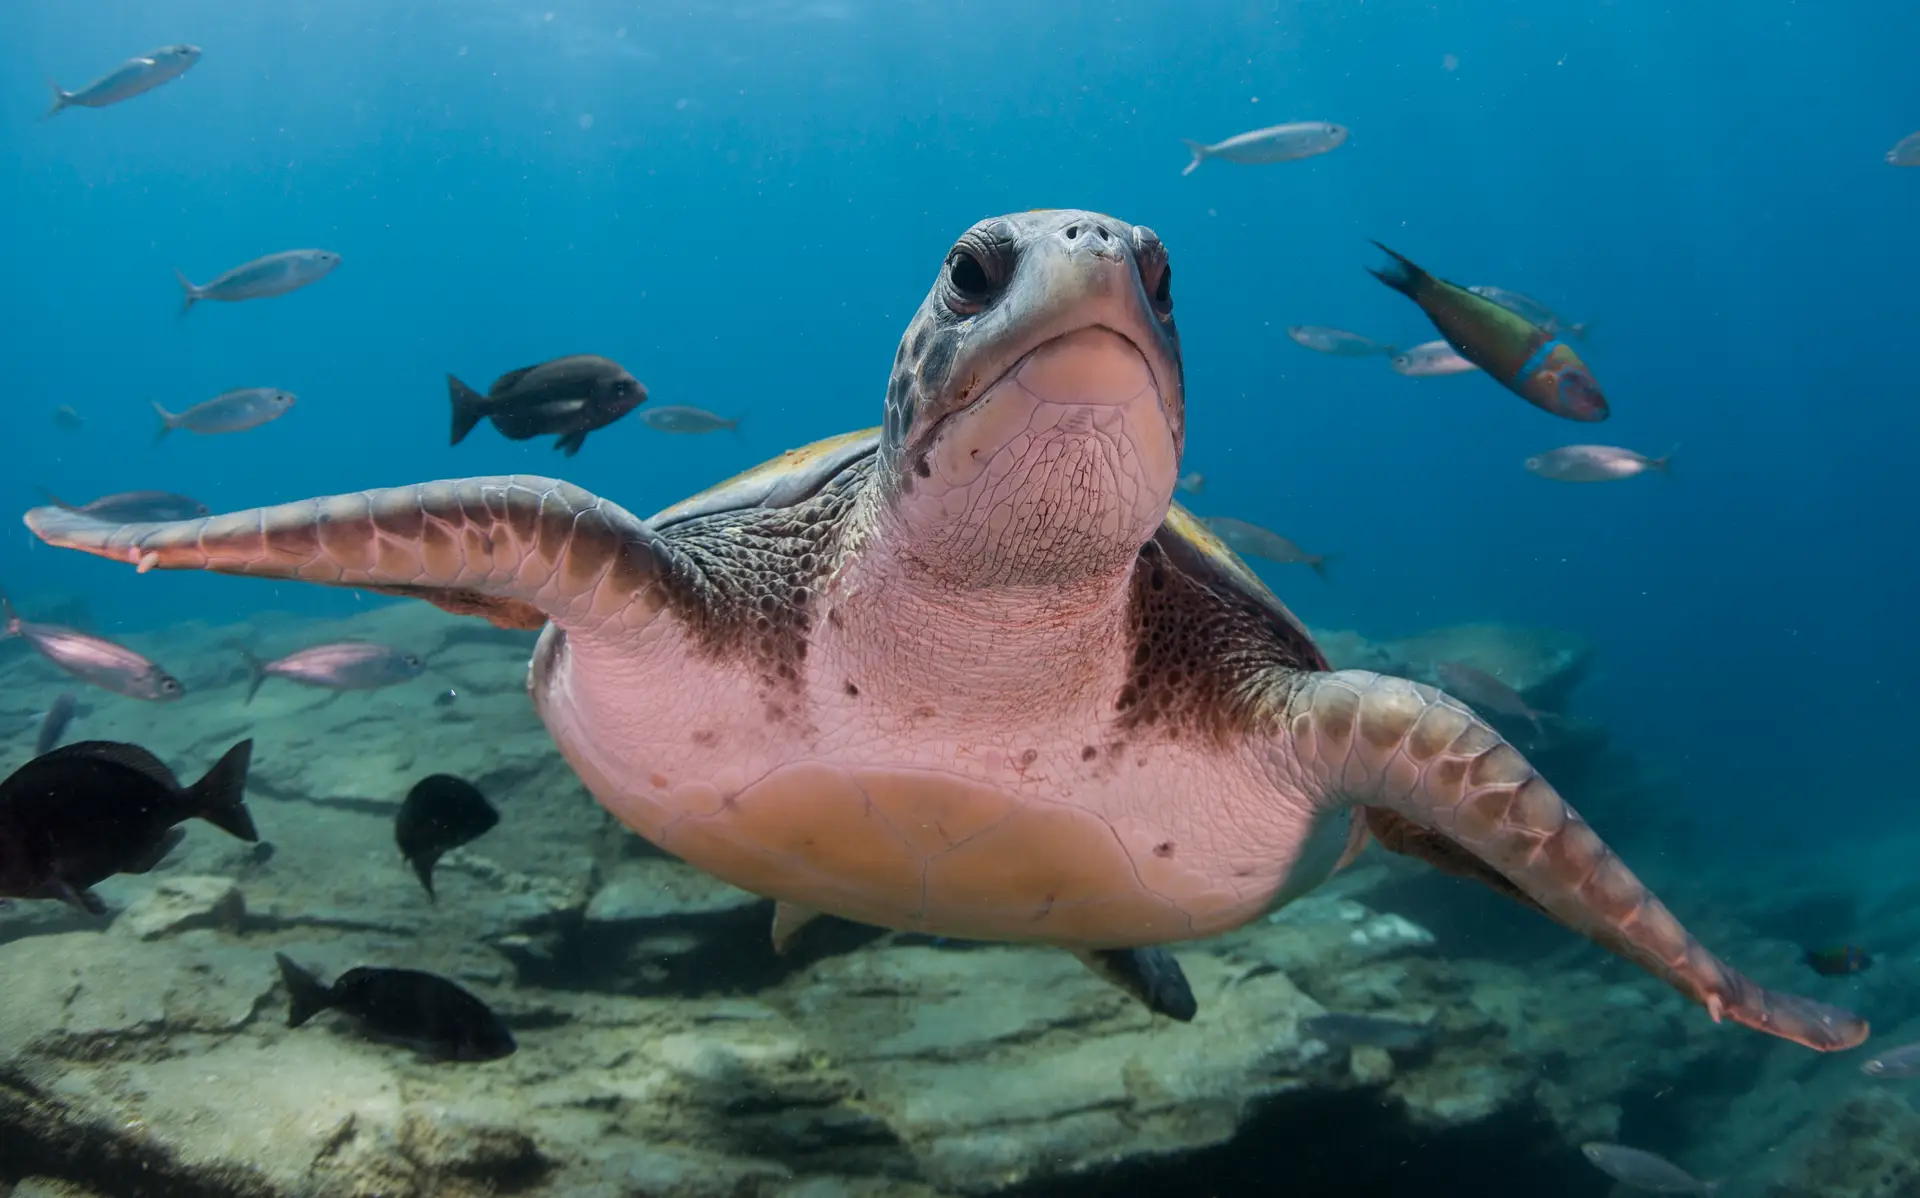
172;268;200;315
1180;139;1209;176
41;79;70;120
185;739;258;842
1650;443;1679;477
727;412;746;441
232;642;269;703
410;853;439;901
0;589;19;638
1310;553;1338;583
447;375;486;445
150;400;176;443
1366;242;1428;298
275;953;333;1028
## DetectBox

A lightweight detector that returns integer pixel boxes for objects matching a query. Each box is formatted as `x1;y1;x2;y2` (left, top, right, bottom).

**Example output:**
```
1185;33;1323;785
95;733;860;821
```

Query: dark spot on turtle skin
911;325;930;360
913;705;936;720
1153;841;1175;858
691;729;719;747
913;454;931;479
1081;745;1097;761
1018;748;1038;767
917;331;957;395
1113;536;1328;742
844;681;860;697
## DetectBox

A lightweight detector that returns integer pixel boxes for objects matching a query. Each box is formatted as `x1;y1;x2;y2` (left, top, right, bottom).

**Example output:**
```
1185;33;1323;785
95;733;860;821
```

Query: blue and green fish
1367;243;1608;422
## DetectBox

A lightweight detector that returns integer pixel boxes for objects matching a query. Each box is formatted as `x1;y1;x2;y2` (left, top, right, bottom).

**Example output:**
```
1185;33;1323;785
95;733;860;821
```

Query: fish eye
161;677;181;693
405;654;423;667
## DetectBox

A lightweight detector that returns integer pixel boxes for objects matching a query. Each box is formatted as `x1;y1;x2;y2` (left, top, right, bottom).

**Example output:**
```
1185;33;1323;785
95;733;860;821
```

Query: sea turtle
23;209;1863;1051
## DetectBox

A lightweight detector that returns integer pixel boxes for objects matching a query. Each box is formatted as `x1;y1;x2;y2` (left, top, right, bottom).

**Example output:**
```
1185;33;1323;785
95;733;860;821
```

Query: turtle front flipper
22;476;684;635
1282;669;1868;1053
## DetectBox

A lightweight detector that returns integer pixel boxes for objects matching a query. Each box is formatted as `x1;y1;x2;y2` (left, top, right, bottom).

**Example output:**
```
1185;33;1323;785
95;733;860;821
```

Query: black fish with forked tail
447;355;646;457
0;739;257;913
275;954;516;1061
1368;243;1609;423
395;774;499;898
1804;944;1872;977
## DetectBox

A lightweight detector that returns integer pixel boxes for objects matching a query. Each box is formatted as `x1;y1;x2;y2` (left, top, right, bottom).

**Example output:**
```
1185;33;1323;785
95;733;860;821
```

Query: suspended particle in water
615;26;628;38
1442;53;1459;71
579;113;594;130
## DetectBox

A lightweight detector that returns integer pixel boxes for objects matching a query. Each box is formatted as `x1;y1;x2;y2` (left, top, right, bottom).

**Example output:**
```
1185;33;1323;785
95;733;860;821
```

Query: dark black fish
39;489;210;523
1805;944;1872;977
275;953;516;1061
34;693;78;756
395;774;499;898
432;688;459;707
447;355;646;457
0;739;256;913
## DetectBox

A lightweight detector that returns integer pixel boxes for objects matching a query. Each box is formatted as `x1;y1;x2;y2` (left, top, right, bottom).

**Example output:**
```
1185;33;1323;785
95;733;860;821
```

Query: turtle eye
945;248;993;311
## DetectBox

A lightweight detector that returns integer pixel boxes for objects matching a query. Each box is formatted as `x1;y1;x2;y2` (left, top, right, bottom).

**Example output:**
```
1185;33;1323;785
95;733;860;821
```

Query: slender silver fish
39;490;210;522
1435;662;1543;735
1203;517;1334;581
1390;340;1480;377
152;389;295;441
637;405;740;434
1181;122;1347;175
1580;1144;1718;1195
1176;472;1206;496
34;694;79;756
0;596;182;701
1286;326;1396;357
174;250;341;314
44;44;200;119
1465;286;1590;340
237;641;426;704
1525;445;1673;483
1888;132;1920;167
1863;1042;1920;1078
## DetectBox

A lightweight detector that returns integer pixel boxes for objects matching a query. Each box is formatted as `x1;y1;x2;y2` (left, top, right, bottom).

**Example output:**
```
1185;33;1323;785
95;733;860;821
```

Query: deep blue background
2;0;1915;846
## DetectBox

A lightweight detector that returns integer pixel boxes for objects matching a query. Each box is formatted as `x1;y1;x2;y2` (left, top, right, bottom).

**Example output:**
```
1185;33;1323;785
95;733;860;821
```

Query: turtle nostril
1094;225;1110;241
1064;224;1080;240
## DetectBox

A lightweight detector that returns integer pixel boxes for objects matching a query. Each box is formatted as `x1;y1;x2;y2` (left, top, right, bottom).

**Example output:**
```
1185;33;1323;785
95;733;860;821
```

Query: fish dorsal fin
488;365;541;395
36;740;181;790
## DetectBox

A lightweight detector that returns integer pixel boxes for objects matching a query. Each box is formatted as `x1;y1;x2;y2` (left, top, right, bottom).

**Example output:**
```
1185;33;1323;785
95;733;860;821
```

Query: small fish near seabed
1203;516;1335;581
43;44;201;119
1;593;183;700
1369;243;1608;422
1286;326;1396;358
276;953;517;1062
0;739;256;914
1804;944;1872;977
51;405;86;432
1526;445;1674;483
1580;1144;1719;1195
153;388;295;441
1181;122;1348;175
1176;471;1206;496
1862;1041;1920;1078
236;641;426;703
638;405;741;435
39;489;210;522
395;774;500;898
174;249;341;314
1389;340;1481;378
1435;661;1545;736
1300;1012;1434;1052
1466;286;1591;341
34;694;78;757
448;354;647;457
1887;131;1920;167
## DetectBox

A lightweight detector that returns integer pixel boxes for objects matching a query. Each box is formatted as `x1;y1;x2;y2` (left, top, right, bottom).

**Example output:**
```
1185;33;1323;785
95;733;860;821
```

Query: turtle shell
648;428;883;528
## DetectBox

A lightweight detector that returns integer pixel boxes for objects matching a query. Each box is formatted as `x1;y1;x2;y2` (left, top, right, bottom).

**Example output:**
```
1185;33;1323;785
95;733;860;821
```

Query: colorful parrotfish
1367;243;1609;423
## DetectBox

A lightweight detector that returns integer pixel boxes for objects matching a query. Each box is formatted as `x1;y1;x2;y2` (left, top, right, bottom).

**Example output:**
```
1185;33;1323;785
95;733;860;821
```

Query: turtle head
876;209;1184;590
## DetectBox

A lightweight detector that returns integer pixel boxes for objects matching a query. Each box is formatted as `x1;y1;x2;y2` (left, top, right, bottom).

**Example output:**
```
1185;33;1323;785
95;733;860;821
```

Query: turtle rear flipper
1287;669;1868;1053
21;477;688;636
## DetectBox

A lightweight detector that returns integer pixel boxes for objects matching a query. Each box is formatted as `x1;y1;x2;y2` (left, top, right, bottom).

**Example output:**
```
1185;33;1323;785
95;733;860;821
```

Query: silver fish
1286;326;1396;357
0;596;182;701
52;405;86;431
1181;122;1348;175
1176;472;1206;496
1435;662;1543;734
1862;1042;1920;1078
1465;286;1590;340
174;250;341;314
637;405;740;435
1580;1144;1718;1195
34;694;78;756
44;44;201;119
152;388;295;440
40;489;210;522
1888;131;1920;167
1390;340;1480;377
1301;1012;1433;1051
237;641;425;703
1525;445;1673;483
1204;517;1334;581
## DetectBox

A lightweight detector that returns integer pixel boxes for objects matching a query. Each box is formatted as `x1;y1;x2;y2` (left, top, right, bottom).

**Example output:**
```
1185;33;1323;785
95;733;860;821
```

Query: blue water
1;2;1917;1182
